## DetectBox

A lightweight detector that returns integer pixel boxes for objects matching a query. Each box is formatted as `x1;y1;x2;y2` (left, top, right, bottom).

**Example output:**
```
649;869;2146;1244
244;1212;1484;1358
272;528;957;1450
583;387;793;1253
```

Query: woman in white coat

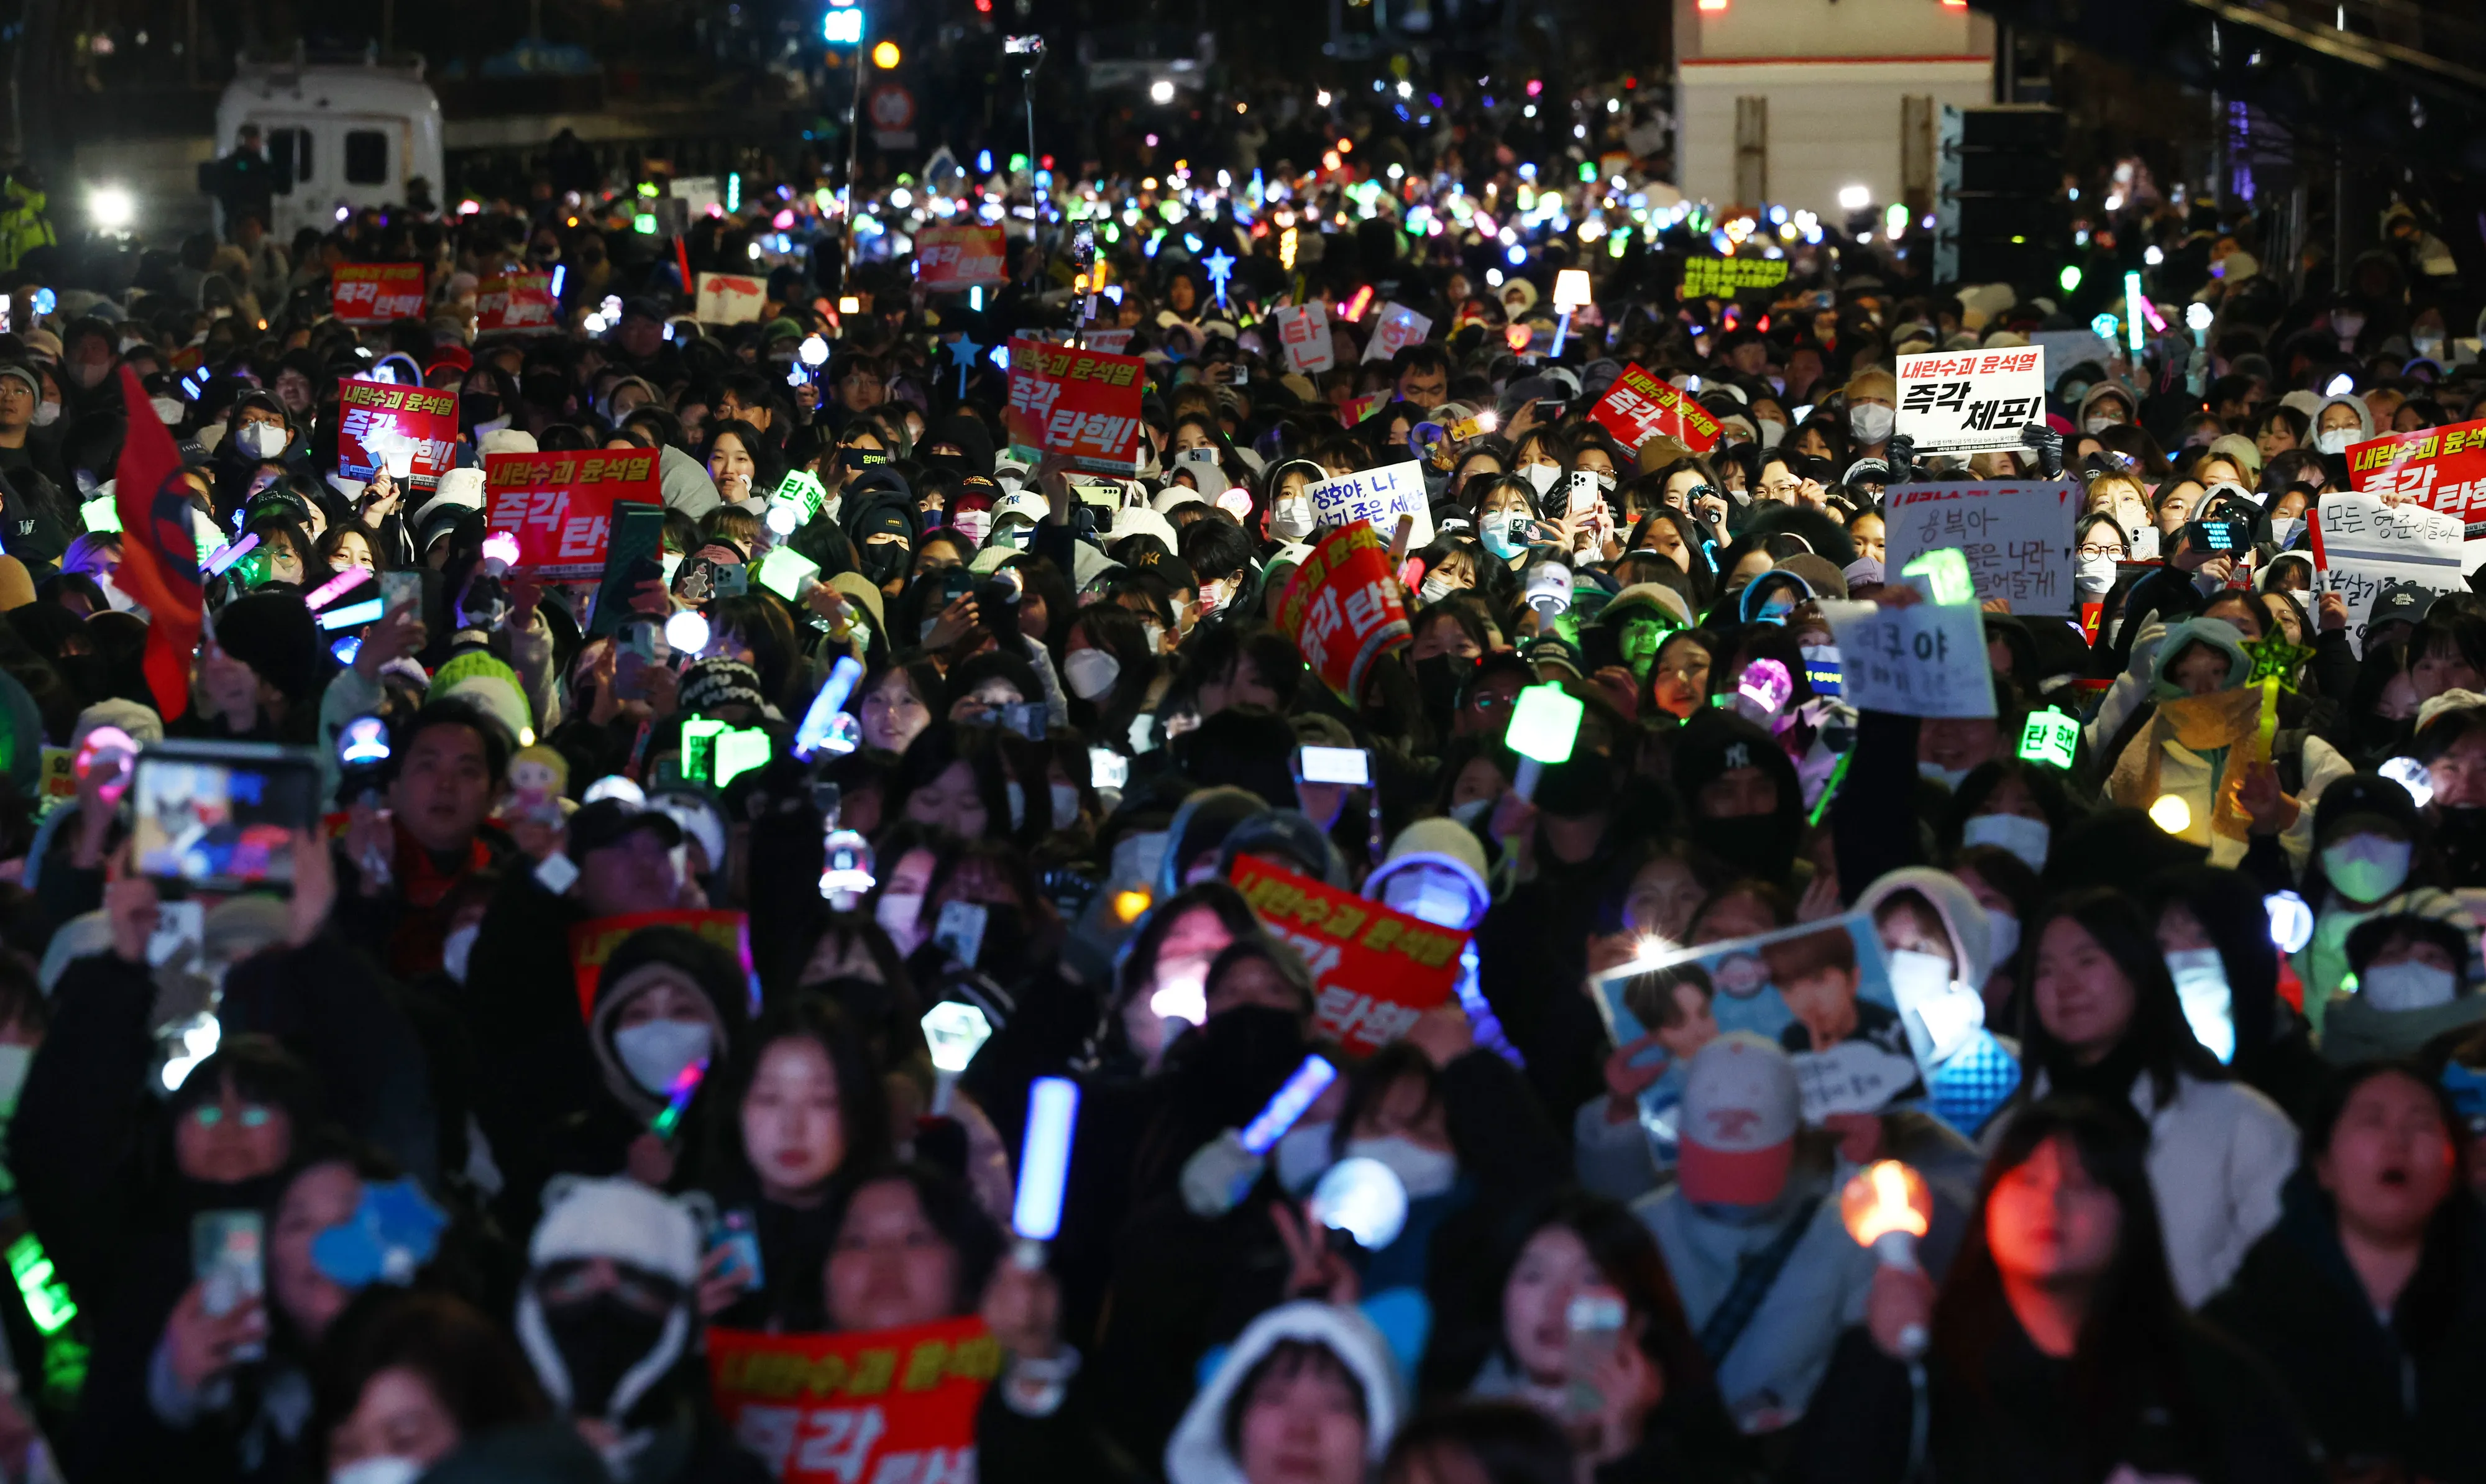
2009;887;2299;1308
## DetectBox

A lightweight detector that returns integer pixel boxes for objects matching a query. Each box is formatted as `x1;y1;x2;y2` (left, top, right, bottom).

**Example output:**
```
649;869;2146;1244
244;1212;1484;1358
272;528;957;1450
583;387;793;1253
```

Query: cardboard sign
1227;854;1464;1054
1003;339;1145;474
476;272;558;335
1883;480;2078;615
1818;598;1997;719
568;908;752;1020
336;378;458;490
695;272;767;326
1083;329;1134;355
331;263;426;326
914;224;1008;289
484;449;664;579
37;747;71;813
708;1318;994;1484
1360;303;1434;362
1303;460;1433;548
1895;348;2047;456
2311;491;2465;656
1679;256;1789;299
1277;522;1411;704
1589;362;1720;453
2348;420;2486;571
1276;303;1336;375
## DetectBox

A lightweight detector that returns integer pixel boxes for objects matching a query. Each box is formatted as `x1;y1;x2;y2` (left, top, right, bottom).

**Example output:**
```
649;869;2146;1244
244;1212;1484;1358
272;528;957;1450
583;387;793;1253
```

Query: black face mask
1167;1002;1309;1120
1533;749;1617;818
1413;654;1467;736
543;1294;672;1418
1691;808;1800;883
860;541;908;584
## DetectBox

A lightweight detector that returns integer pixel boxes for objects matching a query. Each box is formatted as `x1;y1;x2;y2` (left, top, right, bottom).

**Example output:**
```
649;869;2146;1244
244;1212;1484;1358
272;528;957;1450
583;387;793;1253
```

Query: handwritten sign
1680;256;1789;298
914;223;1008;289
708;1318;994;1484
568;908;751;1020
476;272;557;335
2310;491;2465;656
2348;419;2486;571
1361;303;1434;362
1276;303;1336;375
336;378;458;490
1003;339;1145;474
1303;460;1433;547
1818;598;1997;719
331;263;426;326
484;449;664;581
695;272;766;326
1277;522;1411;704
1228;854;1464;1054
1896;348;2047;456
1793;1040;1921;1122
1883;480;2077;615
1589;362;1720;453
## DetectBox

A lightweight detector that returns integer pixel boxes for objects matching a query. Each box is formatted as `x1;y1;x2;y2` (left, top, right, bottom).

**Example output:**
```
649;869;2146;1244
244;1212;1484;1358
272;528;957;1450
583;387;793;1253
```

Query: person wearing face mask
1259;459;1324;546
567;925;749;1191
2296;775;2433;1026
1469;474;1543;572
2321;894;2486;1065
1842;369;1897;456
2147;866;2329;1128
2309;392;2374;472
2076;380;2140;439
314;1291;557;1484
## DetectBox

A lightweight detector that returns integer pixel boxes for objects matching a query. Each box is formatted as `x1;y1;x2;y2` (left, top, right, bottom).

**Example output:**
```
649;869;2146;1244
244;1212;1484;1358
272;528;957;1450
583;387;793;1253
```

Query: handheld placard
1011;1076;1080;1267
794;656;866;761
2017;708;2078;769
1237;1056;1338;1158
1504;683;1584;802
1840;1160;1934;1356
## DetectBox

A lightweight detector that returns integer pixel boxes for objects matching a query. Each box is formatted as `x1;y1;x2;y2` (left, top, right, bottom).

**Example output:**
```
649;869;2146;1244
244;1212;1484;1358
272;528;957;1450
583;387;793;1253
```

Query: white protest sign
2311;492;2465;656
1883;480;2079;615
1819;598;1997;719
1276;303;1336;375
1361;303;1434;363
1793;1040;1921;1121
694;272;765;325
1895;347;2048;455
1304;460;1433;547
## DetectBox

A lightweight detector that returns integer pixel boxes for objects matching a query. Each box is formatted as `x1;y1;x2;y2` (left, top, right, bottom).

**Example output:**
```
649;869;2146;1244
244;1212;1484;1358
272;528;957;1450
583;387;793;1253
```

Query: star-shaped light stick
2242;632;2314;762
1203;247;1236;308
947;331;985;398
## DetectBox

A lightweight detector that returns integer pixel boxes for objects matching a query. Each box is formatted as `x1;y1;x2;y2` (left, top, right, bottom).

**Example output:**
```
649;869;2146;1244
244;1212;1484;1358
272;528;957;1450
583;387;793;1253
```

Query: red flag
111;365;203;720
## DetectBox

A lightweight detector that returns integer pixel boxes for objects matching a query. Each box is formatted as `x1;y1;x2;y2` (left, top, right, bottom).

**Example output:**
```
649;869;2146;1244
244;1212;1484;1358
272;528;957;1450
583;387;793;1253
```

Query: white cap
993;490;1048;524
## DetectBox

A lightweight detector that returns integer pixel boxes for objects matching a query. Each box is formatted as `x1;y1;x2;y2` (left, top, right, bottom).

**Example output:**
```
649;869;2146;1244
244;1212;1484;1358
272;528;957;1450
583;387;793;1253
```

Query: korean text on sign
708;1317;996;1484
1361;303;1434;362
1303;460;1434;547
1589;362;1721;453
1883;480;2078;615
1680;257;1790;298
1277;522;1412;704
1003;338;1145;473
1276;303;1336;375
569;907;750;1019
336;378;458;489
475;273;557;335
2310;491;2466;657
2349;419;2486;569
484;449;663;580
1228;854;1465;1055
913;224;1008;289
1819;598;1998;720
331;263;426;326
1894;348;2047;456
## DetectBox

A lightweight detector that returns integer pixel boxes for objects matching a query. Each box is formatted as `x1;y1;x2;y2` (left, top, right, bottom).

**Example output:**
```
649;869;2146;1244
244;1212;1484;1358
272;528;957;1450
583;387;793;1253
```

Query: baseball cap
1676;1033;1801;1206
565;797;683;861
2369;582;2434;630
993;490;1048;526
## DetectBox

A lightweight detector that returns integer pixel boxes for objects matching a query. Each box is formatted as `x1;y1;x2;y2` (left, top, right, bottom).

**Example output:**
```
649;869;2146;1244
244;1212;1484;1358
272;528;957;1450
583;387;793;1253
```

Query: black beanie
212;592;324;705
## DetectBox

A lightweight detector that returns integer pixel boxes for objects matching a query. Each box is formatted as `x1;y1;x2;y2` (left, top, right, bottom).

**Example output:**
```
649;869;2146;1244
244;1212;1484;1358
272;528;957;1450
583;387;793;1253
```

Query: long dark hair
700;994;894;1204
1931;1098;2203;1475
2301;1060;2477;1353
2016;887;2224;1107
2145;866;2282;1058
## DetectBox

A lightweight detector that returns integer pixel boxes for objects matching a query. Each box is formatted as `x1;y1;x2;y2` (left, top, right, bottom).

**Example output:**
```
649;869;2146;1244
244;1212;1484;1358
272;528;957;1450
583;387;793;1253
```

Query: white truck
208;59;447;238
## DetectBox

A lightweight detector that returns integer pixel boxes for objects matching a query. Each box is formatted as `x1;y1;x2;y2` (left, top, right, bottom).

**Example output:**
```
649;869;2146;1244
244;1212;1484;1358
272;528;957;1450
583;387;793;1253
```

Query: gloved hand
1178;1129;1266;1218
1884;433;1915;482
2020;423;2065;479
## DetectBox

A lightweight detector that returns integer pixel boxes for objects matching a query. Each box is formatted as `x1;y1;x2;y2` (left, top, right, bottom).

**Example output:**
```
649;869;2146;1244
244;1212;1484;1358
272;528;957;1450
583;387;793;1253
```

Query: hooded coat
1162;1301;1404;1484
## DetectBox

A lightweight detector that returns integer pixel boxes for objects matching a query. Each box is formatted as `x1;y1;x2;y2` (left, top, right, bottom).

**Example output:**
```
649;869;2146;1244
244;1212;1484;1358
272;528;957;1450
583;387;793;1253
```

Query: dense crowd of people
0;124;2469;1484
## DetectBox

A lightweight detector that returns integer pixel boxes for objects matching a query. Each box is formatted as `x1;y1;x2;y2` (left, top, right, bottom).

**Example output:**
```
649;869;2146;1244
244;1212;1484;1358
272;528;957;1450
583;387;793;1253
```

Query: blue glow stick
1012;1076;1080;1242
316;597;387;631
793;655;866;759
1238;1056;1337;1157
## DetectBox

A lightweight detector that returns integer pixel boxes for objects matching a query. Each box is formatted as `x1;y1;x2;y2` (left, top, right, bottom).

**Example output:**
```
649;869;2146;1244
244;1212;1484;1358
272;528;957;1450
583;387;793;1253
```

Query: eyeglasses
2076;543;2127;561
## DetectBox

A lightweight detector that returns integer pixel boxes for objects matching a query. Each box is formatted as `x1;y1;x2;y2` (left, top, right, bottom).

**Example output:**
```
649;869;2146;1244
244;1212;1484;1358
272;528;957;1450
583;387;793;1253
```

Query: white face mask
1918;760;1970;792
1379;863;1479;929
1343;1134;1458;1201
1063;647;1121;700
440;924;479;984
953;509;994;546
332;1458;424;1484
2323;833;2412;904
1984;911;2020;968
1270;496;1315;541
612;1018;713;1094
2362;959;2459;1012
237;421;286;459
149;396;185;426
1141;621;1166;654
1419;572;1458;603
2268;516;2299;548
2083;413;2119;436
1050;782;1083;823
1522;462;1561;495
1756;418;1787;449
2163;947;2236;1063
31;401;58;427
1848;403;1894;444
2315;428;2356;456
1961;812;2049;873
2075;554;2117;593
876;891;926;955
1273;1120;1334;1194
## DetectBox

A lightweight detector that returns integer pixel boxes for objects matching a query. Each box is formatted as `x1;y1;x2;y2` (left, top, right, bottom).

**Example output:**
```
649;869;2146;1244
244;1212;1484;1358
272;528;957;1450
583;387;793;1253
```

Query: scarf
2105;686;2262;840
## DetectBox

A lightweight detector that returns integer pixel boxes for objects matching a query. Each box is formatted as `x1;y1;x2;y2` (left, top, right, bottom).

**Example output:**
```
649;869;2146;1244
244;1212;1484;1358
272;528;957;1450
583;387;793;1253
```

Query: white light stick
1237;1056;1337;1157
794;656;866;760
1012;1076;1080;1266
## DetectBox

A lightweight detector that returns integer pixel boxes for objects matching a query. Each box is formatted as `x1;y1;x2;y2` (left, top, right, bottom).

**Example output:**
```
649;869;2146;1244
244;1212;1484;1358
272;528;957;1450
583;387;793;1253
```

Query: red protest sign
1590;362;1720;453
477;272;558;335
708;1318;996;1484
1004;338;1145;473
485;449;664;580
1228;854;1465;1054
2349;420;2486;538
568;908;751;1020
332;263;427;326
1276;522;1411;704
914;223;1008;289
336;378;458;488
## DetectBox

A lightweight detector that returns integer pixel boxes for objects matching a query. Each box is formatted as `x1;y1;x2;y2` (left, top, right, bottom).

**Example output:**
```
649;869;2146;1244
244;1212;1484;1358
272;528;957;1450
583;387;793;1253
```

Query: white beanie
528;1176;702;1285
480;428;539;458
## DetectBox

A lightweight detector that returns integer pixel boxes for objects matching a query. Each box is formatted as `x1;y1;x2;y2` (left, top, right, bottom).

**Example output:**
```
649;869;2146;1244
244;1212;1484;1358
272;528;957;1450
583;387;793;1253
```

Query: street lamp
872;39;900;67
